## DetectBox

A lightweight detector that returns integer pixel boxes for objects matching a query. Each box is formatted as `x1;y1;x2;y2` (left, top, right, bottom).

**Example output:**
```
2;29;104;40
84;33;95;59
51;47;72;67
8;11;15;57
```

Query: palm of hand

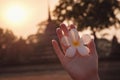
63;52;98;79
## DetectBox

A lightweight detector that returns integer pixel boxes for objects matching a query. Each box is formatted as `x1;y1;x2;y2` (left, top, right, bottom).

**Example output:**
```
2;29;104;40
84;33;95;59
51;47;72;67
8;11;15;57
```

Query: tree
6;37;34;64
0;28;17;65
53;0;120;38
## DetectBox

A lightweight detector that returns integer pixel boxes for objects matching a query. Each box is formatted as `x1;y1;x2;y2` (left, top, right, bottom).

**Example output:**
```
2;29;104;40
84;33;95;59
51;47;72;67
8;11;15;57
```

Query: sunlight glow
5;5;27;24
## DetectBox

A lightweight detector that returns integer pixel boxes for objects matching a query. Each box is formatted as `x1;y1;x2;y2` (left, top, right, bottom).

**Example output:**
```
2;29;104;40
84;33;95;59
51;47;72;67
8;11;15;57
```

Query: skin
52;24;99;80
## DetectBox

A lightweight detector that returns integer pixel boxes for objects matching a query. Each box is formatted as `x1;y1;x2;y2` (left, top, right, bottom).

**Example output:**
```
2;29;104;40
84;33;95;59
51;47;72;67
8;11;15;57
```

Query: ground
0;70;72;80
0;64;72;80
0;61;120;80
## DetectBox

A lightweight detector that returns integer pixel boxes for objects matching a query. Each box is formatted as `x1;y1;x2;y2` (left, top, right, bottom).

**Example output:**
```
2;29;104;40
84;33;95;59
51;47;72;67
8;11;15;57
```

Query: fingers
60;23;69;36
69;24;76;30
81;34;98;56
87;39;97;55
56;24;70;53
52;40;64;62
82;34;92;45
56;28;63;40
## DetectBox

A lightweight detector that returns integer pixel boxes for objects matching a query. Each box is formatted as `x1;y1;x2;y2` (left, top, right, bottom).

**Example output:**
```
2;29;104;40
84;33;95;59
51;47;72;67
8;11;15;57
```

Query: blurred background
0;0;120;80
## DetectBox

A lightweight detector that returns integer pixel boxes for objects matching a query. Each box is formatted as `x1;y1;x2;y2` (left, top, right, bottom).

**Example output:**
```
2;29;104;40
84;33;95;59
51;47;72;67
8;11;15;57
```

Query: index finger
52;40;64;62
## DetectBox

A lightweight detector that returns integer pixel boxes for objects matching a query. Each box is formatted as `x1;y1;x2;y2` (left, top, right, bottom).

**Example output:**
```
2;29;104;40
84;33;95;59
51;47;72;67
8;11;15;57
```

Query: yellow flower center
73;41;80;46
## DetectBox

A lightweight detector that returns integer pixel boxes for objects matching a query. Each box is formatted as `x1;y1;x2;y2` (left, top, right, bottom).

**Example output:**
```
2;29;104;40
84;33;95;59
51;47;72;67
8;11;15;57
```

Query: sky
0;0;120;42
0;0;58;38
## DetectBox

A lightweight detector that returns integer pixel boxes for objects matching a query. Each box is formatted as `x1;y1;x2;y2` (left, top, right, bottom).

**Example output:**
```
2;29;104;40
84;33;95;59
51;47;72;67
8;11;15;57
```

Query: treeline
0;27;58;66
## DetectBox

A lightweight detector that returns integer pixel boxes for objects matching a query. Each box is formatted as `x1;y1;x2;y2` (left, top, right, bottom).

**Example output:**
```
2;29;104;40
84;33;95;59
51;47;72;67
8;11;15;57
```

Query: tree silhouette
53;0;120;38
0;28;16;65
0;28;36;66
6;37;34;65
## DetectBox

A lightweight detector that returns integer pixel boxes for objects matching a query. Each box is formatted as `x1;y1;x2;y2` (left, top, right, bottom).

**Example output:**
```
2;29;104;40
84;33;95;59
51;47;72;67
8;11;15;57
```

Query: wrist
84;71;100;80
73;71;100;80
71;74;99;80
88;74;100;80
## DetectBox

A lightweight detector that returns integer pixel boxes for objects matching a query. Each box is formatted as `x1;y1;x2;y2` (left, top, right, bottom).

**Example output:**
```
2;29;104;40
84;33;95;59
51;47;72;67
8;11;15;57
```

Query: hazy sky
0;0;58;38
0;0;120;42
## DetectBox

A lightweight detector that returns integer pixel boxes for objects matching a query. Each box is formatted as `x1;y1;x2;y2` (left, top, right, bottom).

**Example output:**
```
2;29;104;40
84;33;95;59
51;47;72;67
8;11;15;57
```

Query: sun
5;5;27;24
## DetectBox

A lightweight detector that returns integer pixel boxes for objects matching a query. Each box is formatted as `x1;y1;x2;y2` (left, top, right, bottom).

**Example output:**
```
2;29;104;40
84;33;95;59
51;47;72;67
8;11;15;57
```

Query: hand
52;24;99;80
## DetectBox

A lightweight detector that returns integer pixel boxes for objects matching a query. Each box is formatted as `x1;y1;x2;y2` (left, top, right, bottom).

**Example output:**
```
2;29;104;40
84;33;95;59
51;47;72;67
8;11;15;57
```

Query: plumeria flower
61;28;91;57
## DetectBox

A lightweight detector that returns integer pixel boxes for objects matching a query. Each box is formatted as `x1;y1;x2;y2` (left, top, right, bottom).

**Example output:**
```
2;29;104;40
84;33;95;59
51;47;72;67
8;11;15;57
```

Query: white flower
61;28;91;57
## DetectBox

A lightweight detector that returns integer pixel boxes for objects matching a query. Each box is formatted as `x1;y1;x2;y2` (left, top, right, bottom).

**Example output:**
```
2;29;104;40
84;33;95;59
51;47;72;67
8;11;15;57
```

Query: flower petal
61;36;70;46
69;29;79;41
65;46;76;57
77;46;90;56
82;34;92;45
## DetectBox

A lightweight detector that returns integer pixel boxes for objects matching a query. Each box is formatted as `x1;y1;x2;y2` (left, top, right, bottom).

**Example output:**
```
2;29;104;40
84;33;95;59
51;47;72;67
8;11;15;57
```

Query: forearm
87;74;100;80
72;74;100;80
85;70;100;80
